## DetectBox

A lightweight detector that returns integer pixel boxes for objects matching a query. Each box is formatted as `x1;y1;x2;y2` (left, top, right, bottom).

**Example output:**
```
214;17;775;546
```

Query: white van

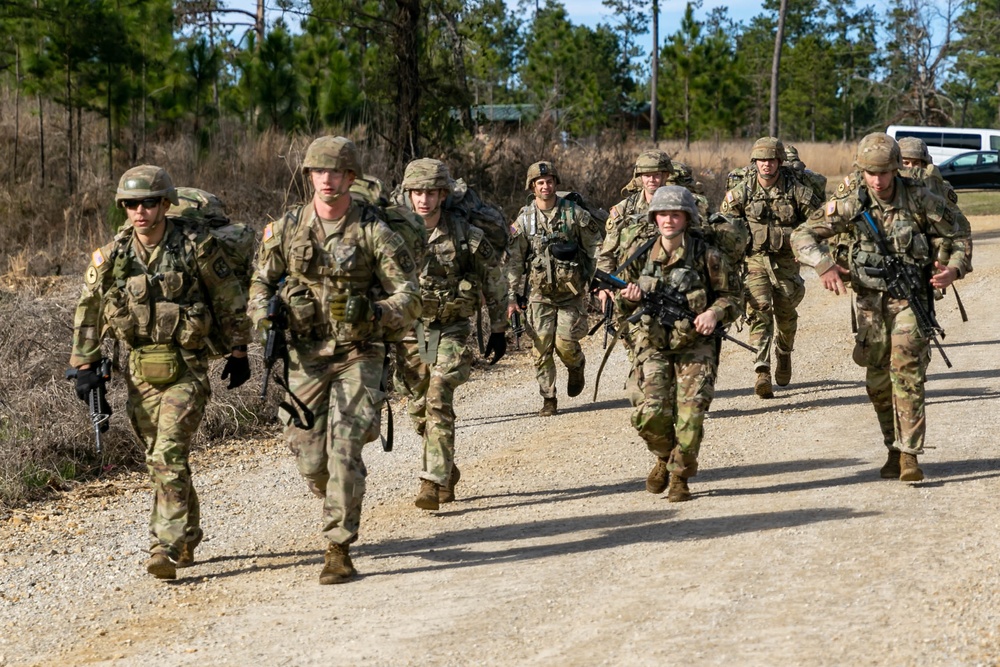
886;125;1000;165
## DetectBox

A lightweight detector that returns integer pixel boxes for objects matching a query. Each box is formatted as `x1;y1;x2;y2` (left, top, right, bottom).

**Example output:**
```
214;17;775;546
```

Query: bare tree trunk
107;63;114;180
13;42;20;185
650;0;658;144
392;0;422;175
769;0;788;137
255;0;265;51
684;76;690;149
38;93;46;187
441;9;474;133
66;60;74;194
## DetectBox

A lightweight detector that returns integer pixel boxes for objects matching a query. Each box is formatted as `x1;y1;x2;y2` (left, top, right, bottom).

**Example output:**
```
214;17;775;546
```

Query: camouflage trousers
526;297;588;399
394;322;473;485
126;349;210;559
282;340;385;546
852;289;931;455
631;338;717;478
745;252;805;372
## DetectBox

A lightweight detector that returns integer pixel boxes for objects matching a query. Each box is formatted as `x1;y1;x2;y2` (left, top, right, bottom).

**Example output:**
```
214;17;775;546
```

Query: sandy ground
2;218;1000;666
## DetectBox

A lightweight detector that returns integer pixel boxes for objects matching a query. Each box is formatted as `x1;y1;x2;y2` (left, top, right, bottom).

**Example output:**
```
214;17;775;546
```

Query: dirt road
2;219;999;666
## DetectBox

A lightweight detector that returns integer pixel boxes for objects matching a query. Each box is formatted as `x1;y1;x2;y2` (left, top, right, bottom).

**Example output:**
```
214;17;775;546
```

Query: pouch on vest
131;345;183;385
126;275;151;334
176;302;213;350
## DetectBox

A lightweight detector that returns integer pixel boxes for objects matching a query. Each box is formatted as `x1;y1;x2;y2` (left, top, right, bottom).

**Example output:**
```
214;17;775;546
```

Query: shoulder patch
383;230;405;254
725;191;734;203
92;248;106;267
826;201;837;216
477;238;495;260
85;265;99;285
262;223;274;242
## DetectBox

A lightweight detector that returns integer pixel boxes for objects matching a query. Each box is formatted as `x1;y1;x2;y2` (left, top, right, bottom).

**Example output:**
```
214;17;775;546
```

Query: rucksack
556;190;609;229
352;174;429;270
166;187;256;357
446;179;511;254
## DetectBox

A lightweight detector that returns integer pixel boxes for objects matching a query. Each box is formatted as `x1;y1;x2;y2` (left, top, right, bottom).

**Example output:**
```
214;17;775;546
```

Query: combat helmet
167;187;230;224
525;161;560;190
115;165;179;207
897;137;932;165
633;149;673;177
666;161;696;188
785;145;806;171
750;137;786;162
302;136;361;175
647;185;700;226
402;158;453;191
854;132;902;173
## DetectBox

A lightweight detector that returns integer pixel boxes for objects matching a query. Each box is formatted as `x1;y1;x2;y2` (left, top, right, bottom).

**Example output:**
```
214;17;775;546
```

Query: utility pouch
343;294;368;323
131;345;183;385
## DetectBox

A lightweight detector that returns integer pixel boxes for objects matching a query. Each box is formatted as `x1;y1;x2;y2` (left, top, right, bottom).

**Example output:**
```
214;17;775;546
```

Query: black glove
484;332;507;365
221;355;252;390
74;368;103;402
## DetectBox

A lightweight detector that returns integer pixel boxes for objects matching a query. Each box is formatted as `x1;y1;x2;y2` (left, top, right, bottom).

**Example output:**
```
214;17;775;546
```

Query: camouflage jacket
598;191;651;274
416;211;508;333
70;220;251;367
901;165;973;274
506;196;601;304
248;199;420;355
791;176;969;294
720;168;822;256
615;229;740;352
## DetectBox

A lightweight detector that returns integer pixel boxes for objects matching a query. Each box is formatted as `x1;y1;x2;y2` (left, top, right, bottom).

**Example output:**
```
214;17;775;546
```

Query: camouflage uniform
598;150;672;275
393;159;507;497
248;137;420;550
615;187;740;500
70;166;251;568
720;138;822;389
898;137;973;276
507;162;602;405
791;133;968;478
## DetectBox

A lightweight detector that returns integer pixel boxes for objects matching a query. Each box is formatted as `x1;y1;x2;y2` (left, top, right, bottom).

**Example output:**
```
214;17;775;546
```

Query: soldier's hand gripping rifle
260;291;315;429
509;296;526;351
65;357;113;454
592;268;755;353
855;208;953;368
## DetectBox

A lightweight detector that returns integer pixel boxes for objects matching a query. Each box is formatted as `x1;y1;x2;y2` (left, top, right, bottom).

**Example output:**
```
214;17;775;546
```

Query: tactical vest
418;216;485;326
742;173;805;254
848;185;933;294
102;224;216;352
521;199;585;298
632;233;714;351
278;201;387;343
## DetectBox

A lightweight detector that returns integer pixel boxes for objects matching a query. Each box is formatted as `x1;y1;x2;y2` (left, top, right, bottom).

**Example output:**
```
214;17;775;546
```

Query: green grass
956;190;1000;217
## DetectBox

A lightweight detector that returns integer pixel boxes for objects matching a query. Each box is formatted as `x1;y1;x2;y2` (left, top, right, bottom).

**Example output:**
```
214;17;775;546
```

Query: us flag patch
826;201;837;215
725;191;734;202
262;223;273;242
92;248;106;266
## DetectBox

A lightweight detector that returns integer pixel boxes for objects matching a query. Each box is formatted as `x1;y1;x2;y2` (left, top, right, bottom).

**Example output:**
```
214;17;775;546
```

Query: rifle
855;208;953;368
509;308;525;350
65;357;112;454
592;268;755;353
260;291;316;429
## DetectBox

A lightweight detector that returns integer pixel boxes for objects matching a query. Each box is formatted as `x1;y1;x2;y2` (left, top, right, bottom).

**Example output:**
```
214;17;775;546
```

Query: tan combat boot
414;479;441;510
439;464;461;504
539;397;558;417
145;553;177;580
755;371;774;399
319;543;356;585
176;542;196;568
667;474;691;503
879;450;901;479
567;364;586;398
646;457;669;494
899;453;924;482
774;349;792;387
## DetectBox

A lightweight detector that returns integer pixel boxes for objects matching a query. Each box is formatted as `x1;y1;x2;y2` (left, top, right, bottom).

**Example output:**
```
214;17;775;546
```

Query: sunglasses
122;197;162;210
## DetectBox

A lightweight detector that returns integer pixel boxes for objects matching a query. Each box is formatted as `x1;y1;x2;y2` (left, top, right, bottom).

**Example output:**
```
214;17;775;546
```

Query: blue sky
543;0;764;30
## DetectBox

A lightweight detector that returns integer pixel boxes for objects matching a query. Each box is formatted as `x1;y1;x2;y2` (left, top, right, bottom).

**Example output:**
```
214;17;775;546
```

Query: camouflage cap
302;136;361;174
855;132;902;173
402;158;454;191
115;165;179;207
897;137;931;165
647;185;700;226
167;187;229;224
525;161;560;190
634;149;673;176
750;137;786;162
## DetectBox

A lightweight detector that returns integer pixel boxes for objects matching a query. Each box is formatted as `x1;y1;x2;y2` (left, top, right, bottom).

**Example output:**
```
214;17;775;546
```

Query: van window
991;136;1000;150
940;133;982;150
